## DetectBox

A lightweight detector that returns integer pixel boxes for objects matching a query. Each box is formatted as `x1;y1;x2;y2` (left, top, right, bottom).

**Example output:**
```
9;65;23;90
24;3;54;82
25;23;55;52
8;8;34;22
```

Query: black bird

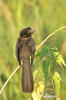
16;27;36;92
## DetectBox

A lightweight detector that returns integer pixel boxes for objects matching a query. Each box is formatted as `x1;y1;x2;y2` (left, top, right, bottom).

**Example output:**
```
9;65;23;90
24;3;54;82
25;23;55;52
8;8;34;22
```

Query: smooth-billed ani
16;27;35;92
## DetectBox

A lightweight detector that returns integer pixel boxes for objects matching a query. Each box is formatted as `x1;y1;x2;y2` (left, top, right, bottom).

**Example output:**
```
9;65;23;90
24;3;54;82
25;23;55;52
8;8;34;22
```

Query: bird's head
20;27;35;38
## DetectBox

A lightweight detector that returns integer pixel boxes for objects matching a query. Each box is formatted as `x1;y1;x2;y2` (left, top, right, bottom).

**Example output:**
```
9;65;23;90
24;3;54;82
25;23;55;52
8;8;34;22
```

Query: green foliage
37;46;66;97
0;0;66;100
52;72;61;96
54;51;66;68
40;46;50;61
42;60;50;80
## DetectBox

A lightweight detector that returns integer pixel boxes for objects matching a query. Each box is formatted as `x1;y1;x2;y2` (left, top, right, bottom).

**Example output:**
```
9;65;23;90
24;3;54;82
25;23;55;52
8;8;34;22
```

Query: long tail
22;59;34;92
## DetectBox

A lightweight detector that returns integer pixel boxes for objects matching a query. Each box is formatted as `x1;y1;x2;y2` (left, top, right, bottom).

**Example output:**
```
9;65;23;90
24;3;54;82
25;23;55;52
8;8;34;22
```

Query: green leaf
40;46;50;61
52;72;61;96
54;51;66;68
33;70;38;81
42;60;51;80
35;51;41;57
51;47;58;52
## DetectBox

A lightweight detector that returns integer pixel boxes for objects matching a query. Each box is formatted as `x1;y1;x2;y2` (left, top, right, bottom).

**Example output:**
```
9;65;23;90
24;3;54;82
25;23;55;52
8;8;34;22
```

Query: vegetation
0;0;66;100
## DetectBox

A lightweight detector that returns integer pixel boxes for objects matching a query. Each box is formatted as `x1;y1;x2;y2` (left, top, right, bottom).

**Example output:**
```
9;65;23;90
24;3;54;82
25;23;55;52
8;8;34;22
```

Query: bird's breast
19;43;31;59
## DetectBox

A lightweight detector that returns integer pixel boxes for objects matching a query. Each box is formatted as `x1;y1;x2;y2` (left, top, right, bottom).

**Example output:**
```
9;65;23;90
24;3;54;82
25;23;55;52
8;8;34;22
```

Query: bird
16;27;36;92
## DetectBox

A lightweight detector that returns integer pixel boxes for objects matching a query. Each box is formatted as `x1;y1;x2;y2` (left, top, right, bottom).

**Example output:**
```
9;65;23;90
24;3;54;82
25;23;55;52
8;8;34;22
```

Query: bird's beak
31;28;35;33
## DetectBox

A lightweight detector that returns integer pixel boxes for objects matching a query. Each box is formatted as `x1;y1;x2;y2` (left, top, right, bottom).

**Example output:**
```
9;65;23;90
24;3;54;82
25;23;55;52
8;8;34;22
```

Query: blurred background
0;0;66;100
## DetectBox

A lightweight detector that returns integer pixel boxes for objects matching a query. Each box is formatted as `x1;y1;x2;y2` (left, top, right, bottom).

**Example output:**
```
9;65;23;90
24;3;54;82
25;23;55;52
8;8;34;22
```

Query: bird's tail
22;59;34;92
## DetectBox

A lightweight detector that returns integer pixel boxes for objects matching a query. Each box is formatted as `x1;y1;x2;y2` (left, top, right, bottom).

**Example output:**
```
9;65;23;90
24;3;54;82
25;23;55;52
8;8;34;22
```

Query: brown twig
0;65;20;95
0;26;66;95
36;26;66;50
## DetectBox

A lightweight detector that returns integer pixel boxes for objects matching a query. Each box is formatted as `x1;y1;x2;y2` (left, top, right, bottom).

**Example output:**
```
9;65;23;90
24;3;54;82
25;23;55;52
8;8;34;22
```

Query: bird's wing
16;38;22;65
31;45;36;66
28;38;36;66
